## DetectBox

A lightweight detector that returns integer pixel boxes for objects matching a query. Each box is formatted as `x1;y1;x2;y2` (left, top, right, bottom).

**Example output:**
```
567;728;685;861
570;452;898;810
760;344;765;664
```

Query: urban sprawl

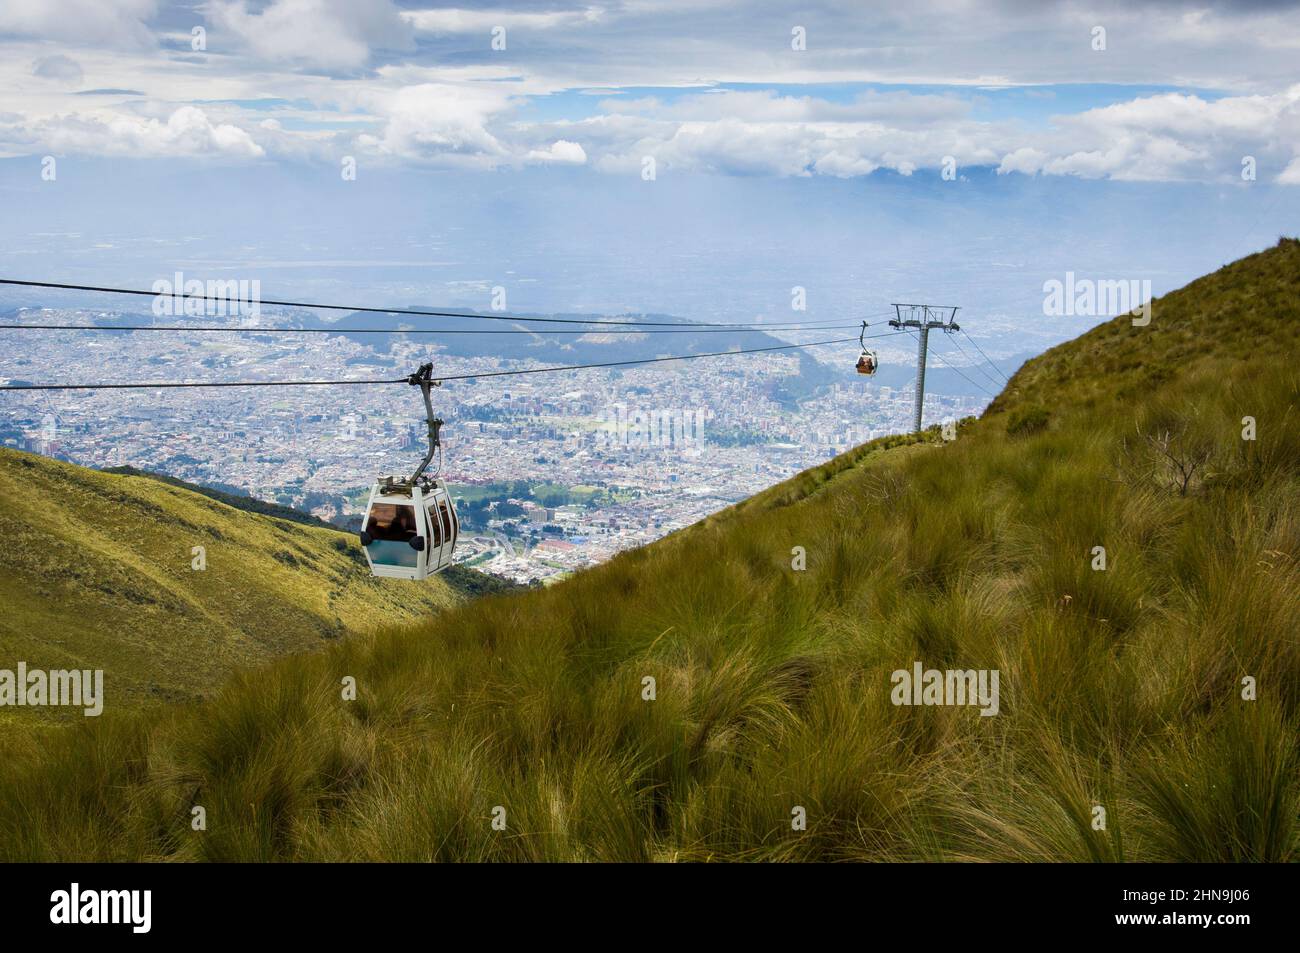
1;307;984;585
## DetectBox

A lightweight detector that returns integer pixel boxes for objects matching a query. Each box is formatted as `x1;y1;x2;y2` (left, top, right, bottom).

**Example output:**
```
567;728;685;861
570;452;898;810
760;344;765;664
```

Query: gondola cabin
358;478;459;580
855;349;878;376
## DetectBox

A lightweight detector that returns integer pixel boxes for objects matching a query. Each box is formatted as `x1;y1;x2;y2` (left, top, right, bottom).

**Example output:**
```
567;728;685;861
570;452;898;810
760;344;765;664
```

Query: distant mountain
299;308;839;406
43;304;844;405
301;308;774;362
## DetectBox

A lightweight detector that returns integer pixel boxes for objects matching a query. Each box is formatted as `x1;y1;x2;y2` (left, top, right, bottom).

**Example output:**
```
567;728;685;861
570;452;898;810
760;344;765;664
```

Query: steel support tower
888;304;960;432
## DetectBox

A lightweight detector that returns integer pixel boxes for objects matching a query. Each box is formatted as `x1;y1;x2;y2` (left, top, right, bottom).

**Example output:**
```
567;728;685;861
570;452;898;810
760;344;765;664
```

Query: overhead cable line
0;334;880;392
902;329;997;399
0;278;894;331
958;328;1011;384
927;346;998;398
0;321;864;336
944;332;1007;390
432;334;889;383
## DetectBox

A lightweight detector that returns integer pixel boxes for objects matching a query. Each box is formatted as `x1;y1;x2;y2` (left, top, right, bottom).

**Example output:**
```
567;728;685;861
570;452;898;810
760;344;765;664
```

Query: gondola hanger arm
407;363;444;487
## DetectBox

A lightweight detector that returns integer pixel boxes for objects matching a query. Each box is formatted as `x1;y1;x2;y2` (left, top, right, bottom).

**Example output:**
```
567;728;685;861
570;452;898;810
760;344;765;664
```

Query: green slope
97;464;522;600
0;450;462;726
2;239;1298;861
100;465;343;529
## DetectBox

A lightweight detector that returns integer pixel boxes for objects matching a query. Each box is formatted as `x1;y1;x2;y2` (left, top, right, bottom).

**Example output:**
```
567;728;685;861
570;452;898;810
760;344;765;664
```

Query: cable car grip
406;362;444;488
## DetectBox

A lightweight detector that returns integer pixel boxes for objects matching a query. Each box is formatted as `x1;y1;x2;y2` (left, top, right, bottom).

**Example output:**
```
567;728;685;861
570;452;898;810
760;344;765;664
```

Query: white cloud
1;1;1297;184
997;147;1050;176
403;7;604;34
996;87;1300;183
519;81;1300;184
203;0;414;70
356;83;514;166
32;54;84;85
0;0;158;47
526;139;587;164
547;109;1014;180
1;105;264;158
812;151;879;178
604;89;972;126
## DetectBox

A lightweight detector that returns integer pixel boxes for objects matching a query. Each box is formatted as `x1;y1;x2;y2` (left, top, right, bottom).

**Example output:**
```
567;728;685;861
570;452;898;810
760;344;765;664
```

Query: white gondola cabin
854;321;878;376
359;477;459;580
357;362;458;580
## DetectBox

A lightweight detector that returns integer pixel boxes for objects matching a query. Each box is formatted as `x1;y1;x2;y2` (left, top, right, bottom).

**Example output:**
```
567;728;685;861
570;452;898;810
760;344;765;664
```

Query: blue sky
512;82;1233;128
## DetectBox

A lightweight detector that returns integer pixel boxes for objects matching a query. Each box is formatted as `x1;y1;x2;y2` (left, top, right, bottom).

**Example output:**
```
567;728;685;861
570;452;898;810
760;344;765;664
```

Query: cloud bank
0;0;1296;183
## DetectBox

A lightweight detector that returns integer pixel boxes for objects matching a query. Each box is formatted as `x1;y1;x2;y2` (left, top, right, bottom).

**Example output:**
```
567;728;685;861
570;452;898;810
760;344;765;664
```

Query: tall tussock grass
2;240;1299;861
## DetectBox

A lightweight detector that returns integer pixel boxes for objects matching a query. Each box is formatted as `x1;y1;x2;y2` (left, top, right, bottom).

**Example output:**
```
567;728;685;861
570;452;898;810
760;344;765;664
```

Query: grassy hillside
2;239;1298;861
101;465;340;529
0;450;463;726
97;464;522;600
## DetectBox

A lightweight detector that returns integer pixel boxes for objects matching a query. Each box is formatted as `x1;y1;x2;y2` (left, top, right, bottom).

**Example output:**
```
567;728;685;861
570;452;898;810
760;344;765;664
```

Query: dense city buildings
0;307;984;584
